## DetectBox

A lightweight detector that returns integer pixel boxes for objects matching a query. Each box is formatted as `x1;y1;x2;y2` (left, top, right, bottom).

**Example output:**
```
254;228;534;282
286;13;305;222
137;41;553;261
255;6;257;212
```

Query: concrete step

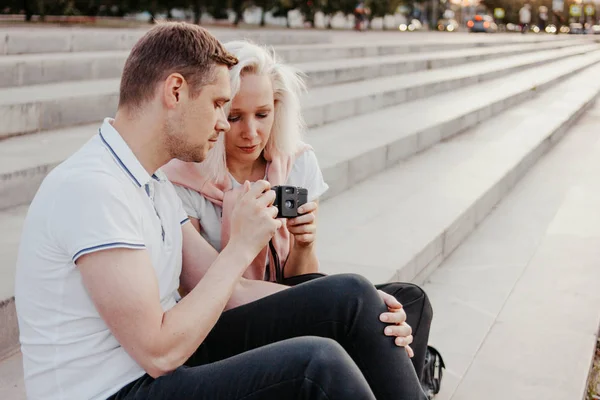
2;42;597;141
0;27;330;56
301;43;600;128
274;36;582;63
0;51;129;88
0;125;98;209
3;48;600;212
0;206;26;361
0;40;584;88
297;40;583;87
310;49;600;199
0;351;24;400
424;100;600;400
315;61;600;288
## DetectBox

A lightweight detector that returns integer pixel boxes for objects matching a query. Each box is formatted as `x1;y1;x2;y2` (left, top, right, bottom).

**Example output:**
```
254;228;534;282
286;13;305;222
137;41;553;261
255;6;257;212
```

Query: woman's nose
241;120;258;139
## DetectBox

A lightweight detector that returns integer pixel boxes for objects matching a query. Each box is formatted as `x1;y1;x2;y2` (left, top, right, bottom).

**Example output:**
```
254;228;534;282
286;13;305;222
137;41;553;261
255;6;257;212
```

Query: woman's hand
378;290;414;357
286;202;318;248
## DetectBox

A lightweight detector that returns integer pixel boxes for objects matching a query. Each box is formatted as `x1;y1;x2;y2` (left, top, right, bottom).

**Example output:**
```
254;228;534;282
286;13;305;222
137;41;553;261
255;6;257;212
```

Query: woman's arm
282;201;320;277
185;217;288;309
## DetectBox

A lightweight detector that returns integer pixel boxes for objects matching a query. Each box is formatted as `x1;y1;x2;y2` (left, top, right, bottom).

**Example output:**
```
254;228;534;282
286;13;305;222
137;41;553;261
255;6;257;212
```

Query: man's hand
230;180;282;258
378;290;414;358
287;201;318;248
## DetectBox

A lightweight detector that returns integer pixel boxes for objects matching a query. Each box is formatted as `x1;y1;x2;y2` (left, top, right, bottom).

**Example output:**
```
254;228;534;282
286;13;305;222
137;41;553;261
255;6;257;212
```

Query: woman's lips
239;145;258;154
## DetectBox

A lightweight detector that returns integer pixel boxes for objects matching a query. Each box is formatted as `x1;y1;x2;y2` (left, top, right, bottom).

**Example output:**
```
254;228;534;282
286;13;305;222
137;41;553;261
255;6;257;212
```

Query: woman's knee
383;282;433;317
326;273;378;300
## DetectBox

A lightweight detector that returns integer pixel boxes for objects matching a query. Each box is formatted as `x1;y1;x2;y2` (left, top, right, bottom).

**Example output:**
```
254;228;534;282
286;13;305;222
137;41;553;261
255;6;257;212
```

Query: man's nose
216;112;230;133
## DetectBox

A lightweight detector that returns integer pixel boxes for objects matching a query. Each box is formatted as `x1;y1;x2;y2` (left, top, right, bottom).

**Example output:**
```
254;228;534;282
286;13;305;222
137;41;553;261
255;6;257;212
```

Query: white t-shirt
15;119;189;400
174;150;329;252
519;7;531;23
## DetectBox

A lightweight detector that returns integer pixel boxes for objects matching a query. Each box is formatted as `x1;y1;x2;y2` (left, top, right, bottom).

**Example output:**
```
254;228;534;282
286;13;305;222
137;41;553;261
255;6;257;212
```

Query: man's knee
300;337;374;399
300;337;354;374
304;337;347;362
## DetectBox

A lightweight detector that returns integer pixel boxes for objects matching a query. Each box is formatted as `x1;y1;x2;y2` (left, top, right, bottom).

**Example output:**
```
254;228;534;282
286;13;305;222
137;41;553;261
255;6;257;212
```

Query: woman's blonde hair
199;40;307;183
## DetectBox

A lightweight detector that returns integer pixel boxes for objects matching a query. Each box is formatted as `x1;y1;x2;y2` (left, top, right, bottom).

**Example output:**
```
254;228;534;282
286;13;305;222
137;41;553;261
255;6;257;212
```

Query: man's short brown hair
119;22;238;111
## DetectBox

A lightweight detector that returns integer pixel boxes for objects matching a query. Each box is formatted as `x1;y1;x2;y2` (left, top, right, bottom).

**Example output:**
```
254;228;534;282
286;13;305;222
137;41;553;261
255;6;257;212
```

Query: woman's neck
228;156;268;184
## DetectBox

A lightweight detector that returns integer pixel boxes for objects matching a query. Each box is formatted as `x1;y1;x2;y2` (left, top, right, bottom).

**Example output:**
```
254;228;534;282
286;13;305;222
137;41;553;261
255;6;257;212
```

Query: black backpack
420;346;446;399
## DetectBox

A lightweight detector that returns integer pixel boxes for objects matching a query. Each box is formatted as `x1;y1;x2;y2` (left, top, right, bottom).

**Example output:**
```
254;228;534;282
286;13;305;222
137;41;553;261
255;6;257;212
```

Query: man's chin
173;149;207;164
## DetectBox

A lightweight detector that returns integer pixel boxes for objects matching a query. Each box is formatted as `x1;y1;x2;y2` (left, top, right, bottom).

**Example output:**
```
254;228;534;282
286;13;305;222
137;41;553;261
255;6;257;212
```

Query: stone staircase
2;28;600;399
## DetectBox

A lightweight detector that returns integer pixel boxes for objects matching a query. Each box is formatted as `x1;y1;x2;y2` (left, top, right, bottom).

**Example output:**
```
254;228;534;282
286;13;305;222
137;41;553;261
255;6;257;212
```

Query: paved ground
425;99;600;399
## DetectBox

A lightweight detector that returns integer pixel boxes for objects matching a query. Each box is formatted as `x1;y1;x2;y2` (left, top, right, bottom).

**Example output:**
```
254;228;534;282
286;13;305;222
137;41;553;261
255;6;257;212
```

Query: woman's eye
256;113;269;119
228;116;240;122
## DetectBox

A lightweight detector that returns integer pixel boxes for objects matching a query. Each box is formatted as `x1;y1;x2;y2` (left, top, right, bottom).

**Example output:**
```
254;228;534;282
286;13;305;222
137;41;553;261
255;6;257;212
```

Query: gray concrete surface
3;44;599;212
0;26;329;55
317;62;600;285
425;99;600;400
0;39;585;88
2;42;596;140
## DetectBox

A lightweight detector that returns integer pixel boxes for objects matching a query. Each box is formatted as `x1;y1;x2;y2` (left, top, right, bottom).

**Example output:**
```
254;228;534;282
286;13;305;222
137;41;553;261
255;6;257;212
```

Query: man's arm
78;181;280;378
78;233;252;379
183;217;287;310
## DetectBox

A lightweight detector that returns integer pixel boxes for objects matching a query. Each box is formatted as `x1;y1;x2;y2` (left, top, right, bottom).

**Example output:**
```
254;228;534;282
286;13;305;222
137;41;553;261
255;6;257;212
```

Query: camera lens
285;187;294;194
285;200;294;209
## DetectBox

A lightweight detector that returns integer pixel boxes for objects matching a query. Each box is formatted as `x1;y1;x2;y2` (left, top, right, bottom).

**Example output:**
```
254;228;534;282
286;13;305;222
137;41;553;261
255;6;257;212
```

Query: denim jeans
108;274;428;400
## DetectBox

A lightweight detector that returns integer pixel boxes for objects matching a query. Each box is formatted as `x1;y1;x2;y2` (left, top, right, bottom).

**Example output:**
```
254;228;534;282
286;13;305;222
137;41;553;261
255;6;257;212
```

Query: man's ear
163;73;186;109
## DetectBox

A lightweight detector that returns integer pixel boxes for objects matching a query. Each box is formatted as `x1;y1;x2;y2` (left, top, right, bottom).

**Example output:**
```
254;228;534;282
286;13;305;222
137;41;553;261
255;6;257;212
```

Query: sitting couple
15;22;433;400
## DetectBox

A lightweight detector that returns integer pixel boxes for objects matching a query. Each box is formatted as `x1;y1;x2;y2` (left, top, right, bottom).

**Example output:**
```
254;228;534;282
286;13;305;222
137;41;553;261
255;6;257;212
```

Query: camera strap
268;239;284;284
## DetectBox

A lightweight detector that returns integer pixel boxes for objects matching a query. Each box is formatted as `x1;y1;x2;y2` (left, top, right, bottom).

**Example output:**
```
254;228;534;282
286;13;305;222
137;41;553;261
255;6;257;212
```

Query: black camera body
272;185;308;218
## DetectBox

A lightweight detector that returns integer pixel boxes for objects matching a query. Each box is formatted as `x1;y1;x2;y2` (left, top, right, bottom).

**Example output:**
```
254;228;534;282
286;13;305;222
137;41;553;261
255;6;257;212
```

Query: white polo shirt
15;118;189;400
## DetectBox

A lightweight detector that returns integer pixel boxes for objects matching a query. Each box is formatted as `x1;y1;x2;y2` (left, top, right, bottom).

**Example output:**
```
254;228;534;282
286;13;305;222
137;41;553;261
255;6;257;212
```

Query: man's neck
112;109;169;175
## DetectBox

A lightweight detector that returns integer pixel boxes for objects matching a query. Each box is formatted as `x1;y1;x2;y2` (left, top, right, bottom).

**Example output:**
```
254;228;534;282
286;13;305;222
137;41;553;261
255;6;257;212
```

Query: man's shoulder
39;137;131;203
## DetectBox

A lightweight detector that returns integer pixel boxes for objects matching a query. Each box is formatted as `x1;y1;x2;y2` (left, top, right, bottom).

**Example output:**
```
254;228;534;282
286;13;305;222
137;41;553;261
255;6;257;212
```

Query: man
15;23;426;400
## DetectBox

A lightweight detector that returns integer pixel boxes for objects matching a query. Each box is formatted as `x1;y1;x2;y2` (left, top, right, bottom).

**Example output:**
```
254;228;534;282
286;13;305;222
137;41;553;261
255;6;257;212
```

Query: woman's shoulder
172;183;216;219
287;148;329;201
291;147;319;171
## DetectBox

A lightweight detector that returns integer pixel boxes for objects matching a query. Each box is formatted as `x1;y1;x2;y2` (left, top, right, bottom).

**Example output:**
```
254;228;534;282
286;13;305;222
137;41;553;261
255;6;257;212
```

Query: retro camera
271;185;308;218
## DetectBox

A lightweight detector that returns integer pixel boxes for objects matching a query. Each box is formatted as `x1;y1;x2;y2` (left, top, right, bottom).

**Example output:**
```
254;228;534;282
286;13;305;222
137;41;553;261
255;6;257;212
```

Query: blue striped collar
99;118;157;188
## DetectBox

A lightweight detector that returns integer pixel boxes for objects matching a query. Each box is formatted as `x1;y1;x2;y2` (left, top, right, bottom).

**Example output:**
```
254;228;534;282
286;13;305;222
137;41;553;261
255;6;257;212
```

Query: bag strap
425;345;446;395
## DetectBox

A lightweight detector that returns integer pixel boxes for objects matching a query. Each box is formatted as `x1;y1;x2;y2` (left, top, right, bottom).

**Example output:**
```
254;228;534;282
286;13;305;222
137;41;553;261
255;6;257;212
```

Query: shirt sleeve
286;150;330;202
50;175;146;263
172;184;202;220
168;184;191;226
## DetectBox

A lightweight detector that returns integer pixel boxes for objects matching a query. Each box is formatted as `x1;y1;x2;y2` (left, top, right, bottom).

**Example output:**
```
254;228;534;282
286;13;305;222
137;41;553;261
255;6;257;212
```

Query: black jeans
109;274;427;400
282;273;433;380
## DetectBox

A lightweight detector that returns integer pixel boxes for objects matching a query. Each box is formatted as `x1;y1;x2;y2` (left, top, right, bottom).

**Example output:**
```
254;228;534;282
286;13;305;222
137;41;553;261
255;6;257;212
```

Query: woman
163;40;433;381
